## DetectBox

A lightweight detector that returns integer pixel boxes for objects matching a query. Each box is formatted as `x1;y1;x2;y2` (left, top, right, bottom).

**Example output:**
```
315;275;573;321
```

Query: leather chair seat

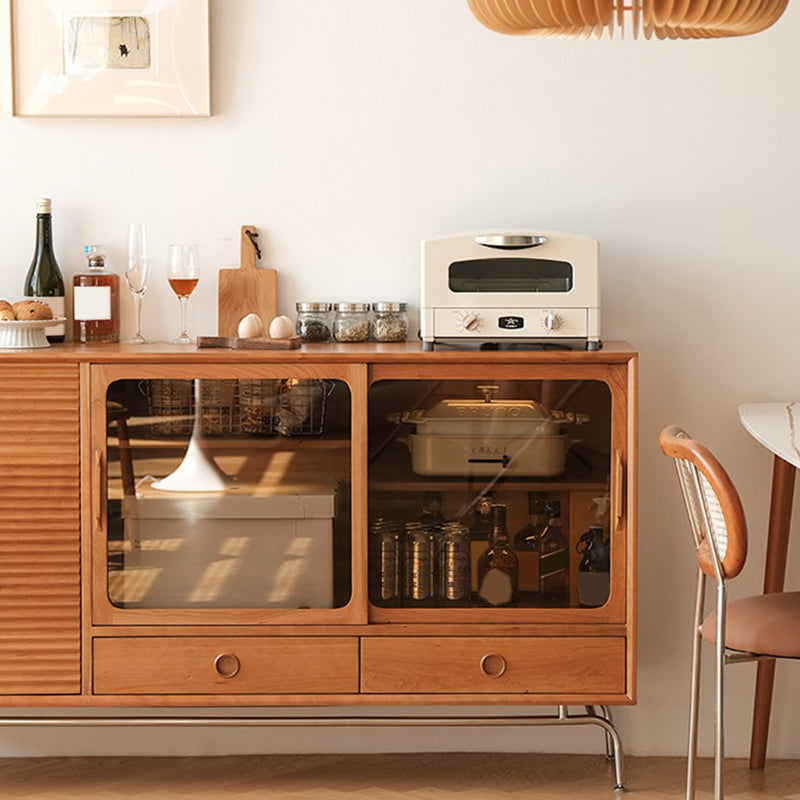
701;591;800;658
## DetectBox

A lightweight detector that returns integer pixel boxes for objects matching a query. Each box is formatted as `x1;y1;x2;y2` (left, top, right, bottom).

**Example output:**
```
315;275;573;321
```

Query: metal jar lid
296;302;332;312
372;302;407;313
334;302;370;312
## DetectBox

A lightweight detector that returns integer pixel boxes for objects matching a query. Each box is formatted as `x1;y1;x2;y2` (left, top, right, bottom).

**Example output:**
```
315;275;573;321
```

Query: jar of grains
295;303;332;343
372;302;408;342
333;302;371;343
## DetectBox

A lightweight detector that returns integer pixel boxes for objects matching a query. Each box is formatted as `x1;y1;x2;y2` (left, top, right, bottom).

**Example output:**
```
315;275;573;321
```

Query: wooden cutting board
217;226;277;336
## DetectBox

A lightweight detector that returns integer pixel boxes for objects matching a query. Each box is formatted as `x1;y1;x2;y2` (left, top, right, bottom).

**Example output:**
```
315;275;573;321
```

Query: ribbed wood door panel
0;364;81;695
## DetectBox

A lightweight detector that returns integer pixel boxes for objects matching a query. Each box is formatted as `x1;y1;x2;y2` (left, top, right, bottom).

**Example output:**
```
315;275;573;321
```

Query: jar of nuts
333;302;370;343
372;302;408;342
295;303;332;343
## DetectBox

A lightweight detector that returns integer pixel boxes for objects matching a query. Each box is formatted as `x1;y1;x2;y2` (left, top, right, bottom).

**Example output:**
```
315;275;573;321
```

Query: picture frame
10;0;210;117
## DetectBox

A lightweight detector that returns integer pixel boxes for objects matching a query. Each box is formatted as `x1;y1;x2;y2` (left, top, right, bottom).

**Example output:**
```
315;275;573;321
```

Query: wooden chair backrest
659;425;747;580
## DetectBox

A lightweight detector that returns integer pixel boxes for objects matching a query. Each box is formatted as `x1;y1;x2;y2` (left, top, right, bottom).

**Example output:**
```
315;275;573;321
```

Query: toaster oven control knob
542;312;563;332
462;312;482;331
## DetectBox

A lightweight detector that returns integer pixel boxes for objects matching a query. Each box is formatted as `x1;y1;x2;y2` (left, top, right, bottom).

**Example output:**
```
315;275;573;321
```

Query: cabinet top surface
0;341;637;364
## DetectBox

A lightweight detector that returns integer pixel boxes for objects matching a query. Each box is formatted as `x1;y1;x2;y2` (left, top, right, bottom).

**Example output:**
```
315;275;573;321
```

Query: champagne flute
167;244;200;345
125;223;149;344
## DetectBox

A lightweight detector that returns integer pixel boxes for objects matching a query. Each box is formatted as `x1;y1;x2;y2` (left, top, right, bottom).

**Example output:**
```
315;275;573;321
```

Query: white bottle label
23;295;65;338
73;286;111;321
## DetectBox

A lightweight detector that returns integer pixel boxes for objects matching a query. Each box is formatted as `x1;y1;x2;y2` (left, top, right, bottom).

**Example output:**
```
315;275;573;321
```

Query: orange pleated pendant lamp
467;0;789;39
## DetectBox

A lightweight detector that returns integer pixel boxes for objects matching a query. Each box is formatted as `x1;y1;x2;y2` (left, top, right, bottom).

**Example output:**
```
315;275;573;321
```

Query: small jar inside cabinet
372;302;408;342
438;521;471;606
333;303;370;343
295;303;332;343
403;522;436;607
369;518;403;607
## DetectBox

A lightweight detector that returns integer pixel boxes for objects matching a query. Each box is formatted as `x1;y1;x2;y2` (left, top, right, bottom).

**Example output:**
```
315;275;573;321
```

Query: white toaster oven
420;231;601;351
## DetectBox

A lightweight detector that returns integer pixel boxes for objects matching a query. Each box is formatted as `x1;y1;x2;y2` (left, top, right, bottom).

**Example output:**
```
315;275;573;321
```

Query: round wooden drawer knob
213;653;240;679
479;653;507;679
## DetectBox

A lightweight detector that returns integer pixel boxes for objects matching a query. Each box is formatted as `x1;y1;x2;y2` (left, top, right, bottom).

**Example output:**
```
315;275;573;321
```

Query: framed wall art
10;0;210;117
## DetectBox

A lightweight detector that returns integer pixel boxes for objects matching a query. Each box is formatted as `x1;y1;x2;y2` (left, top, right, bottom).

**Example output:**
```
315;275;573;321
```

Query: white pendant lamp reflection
152;380;230;493
467;0;788;39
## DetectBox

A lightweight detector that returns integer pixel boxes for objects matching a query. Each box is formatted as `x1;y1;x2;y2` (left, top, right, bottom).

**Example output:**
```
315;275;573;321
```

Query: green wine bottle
23;198;65;342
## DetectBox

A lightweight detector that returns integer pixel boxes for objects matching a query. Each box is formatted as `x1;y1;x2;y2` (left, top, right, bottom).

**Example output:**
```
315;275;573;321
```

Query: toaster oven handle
474;234;548;250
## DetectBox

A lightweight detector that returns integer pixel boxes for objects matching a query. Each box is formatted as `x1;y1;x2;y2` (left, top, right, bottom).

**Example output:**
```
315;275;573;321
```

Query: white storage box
118;484;337;609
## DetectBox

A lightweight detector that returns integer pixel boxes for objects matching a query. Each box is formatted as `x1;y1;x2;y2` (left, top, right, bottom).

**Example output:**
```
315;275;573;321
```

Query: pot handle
467;455;511;467
386;411;427;425
551;410;591;426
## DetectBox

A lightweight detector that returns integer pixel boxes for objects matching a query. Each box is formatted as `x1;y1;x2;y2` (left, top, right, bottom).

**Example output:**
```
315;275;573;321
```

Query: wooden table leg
749;454;795;769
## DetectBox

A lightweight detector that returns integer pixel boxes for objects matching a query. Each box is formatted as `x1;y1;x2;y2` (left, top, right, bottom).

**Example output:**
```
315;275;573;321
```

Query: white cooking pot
392;385;588;477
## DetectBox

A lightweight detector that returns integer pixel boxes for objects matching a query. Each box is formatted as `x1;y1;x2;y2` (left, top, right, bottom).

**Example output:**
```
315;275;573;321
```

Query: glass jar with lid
333;302;370;343
372;302;408;342
295;302;332;343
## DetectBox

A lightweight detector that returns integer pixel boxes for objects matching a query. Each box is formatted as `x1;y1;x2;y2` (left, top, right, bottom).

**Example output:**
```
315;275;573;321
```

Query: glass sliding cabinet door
91;364;367;626
367;363;630;624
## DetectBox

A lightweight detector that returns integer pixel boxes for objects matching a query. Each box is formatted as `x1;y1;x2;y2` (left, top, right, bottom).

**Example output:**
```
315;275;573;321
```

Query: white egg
237;313;264;339
268;315;294;339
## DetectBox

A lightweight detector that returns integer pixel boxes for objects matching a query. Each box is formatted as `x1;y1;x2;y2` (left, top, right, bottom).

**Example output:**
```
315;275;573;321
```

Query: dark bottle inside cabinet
367;376;613;611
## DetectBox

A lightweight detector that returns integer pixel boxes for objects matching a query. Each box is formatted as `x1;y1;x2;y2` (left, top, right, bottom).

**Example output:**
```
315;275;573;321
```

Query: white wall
1;0;799;760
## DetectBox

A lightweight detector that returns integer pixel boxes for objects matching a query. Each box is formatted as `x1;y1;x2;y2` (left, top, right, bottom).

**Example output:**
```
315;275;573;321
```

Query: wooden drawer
93;637;359;695
361;637;626;695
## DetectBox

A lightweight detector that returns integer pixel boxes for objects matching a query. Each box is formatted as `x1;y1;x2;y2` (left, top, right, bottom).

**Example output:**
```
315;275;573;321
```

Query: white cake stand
0;317;67;349
151;379;231;493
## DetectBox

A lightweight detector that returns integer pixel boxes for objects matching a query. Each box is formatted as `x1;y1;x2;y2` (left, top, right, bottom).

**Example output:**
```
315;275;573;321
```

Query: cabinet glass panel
105;378;351;609
368;378;611;610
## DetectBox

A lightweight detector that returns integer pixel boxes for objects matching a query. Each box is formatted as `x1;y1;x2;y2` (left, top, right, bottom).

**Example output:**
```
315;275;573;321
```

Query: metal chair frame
663;427;769;800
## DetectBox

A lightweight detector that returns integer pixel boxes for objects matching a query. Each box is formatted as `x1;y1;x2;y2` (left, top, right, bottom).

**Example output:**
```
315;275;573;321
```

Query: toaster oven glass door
449;259;573;293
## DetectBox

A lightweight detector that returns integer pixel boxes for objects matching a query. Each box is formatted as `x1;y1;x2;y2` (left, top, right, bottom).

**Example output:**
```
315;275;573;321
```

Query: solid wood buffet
0;342;636;784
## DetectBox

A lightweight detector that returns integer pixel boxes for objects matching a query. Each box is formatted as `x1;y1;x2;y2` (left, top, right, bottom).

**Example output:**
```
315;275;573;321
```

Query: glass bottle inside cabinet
368;376;612;612
476;504;519;607
539;500;569;606
514;492;547;598
104;376;352;610
469;495;492;593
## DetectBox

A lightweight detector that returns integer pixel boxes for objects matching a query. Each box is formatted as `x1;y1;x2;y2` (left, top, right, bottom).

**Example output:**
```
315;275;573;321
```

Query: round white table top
738;402;800;469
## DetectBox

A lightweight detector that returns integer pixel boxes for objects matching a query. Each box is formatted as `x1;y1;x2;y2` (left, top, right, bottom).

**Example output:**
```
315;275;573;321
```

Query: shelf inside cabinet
106;443;351;500
368;442;608;493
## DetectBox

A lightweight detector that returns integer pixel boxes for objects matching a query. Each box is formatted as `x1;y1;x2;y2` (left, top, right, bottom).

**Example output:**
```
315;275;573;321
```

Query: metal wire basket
144;379;330;437
274;379;331;436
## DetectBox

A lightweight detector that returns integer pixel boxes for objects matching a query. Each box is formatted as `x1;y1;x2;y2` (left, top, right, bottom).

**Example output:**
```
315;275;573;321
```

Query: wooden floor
2;754;799;799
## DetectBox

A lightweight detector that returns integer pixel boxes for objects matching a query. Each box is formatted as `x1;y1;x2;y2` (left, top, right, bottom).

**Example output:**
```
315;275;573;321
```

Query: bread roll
12;300;54;320
0;300;14;321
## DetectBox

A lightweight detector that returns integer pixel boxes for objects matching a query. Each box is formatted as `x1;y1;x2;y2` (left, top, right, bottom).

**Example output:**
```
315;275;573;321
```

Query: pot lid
420;385;554;422
391;385;590;427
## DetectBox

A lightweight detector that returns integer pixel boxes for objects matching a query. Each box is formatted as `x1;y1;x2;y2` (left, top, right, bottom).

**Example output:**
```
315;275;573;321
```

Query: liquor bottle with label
23;198;65;342
514;492;547;599
477;504;518;607
72;246;120;343
539;499;569;605
469;494;493;593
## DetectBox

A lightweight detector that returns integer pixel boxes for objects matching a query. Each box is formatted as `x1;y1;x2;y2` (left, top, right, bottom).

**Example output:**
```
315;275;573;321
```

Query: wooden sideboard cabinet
0;343;637;711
